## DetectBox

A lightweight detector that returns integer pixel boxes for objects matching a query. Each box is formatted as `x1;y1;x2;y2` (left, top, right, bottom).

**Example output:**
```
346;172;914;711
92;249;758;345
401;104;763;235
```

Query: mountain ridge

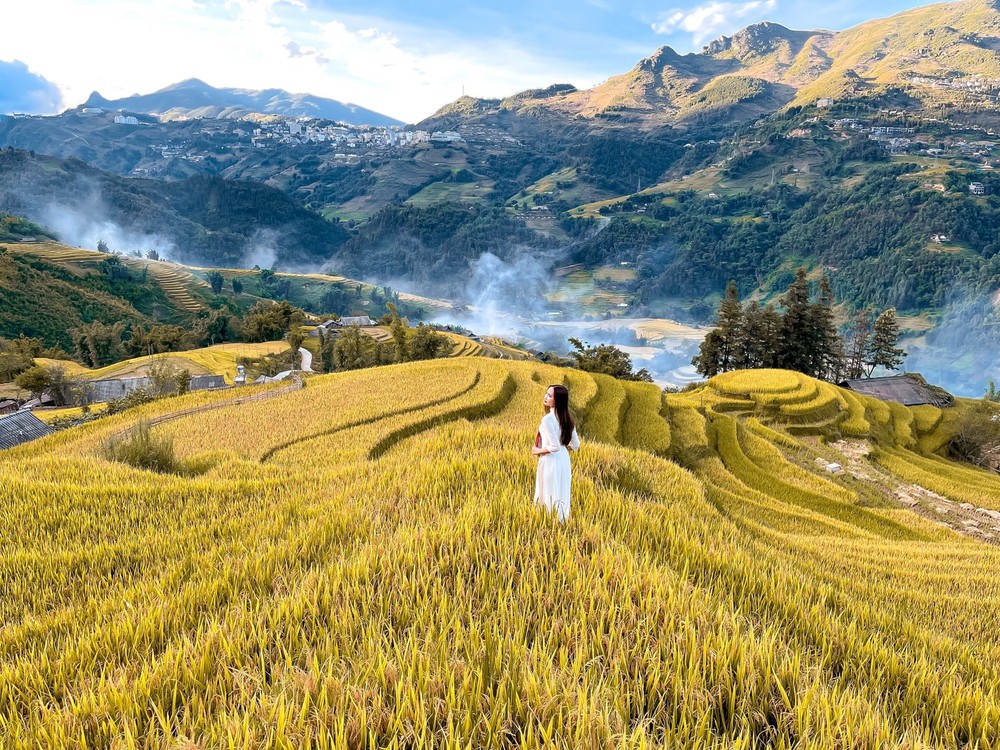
420;0;1000;130
80;78;405;127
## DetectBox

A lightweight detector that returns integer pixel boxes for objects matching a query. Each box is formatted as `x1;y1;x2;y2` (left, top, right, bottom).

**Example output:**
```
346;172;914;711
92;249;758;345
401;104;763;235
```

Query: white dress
534;411;580;521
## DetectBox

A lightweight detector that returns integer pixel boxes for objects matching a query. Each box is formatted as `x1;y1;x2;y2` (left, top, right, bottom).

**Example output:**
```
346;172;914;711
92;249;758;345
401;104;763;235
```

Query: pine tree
692;280;743;376
845;308;872;380
692;329;725;377
866;308;907;376
387;303;409;363
776;269;815;375
987;380;999;402
207;270;225;295
715;280;744;372
736;301;779;369
815;276;844;381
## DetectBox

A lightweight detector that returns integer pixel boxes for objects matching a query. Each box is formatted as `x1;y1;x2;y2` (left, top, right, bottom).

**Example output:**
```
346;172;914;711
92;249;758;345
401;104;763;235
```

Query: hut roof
838;374;953;408
89;377;151;403
0;411;54;450
337;316;374;327
189;374;226;391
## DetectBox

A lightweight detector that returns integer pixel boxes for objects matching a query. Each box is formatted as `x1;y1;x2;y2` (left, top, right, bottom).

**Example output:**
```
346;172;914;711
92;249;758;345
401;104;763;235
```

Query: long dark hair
548;384;575;446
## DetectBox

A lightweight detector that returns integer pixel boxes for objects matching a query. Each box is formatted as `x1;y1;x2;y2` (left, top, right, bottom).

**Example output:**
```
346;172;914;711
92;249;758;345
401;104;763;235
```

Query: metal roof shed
0;411;55;450
838;374;954;408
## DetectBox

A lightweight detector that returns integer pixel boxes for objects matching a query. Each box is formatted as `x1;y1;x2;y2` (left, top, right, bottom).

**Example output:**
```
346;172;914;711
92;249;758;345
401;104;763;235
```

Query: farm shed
335;316;375;327
0;411;54;450
189;375;226;391
838;374;953;408
90;377;152;403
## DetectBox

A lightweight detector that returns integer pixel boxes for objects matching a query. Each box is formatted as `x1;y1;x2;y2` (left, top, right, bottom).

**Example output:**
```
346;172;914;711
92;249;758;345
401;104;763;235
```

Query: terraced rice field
3;361;1000;747
6;241;105;264
441;331;485;357
5;241;111;279
362;326;394;344
8;242;207;311
34;341;288;383
124;260;206;312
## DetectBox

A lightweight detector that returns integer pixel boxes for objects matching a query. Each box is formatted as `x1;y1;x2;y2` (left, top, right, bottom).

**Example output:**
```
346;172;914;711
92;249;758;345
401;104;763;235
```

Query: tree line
693;270;907;382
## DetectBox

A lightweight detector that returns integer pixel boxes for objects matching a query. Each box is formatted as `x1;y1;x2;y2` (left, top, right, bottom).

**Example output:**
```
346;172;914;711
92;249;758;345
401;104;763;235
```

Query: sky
2;0;950;123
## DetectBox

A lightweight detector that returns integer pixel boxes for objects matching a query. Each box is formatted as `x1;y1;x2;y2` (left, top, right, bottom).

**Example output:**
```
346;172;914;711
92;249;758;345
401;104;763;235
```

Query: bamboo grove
2;356;1000;748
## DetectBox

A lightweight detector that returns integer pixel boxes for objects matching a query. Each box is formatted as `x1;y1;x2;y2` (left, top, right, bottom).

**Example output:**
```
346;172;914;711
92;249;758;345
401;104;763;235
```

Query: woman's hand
531;446;548;456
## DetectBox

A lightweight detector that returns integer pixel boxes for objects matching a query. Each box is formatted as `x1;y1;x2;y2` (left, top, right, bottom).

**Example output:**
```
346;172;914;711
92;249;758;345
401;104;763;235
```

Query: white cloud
652;0;777;44
1;0;602;123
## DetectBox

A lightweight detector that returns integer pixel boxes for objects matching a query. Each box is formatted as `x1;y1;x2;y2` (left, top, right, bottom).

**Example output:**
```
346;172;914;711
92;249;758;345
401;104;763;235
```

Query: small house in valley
838;374;953;408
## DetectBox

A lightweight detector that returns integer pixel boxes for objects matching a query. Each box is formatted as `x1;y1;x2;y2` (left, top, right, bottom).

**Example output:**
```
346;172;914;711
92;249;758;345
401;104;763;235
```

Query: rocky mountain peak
701;21;822;60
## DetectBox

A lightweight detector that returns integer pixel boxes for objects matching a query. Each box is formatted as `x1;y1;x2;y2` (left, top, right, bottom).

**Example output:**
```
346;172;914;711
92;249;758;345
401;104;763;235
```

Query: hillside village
2;108;514;176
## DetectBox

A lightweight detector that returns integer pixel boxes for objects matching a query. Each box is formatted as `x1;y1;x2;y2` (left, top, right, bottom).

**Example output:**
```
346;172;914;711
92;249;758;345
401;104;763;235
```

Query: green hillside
0;239;442;357
0;149;348;269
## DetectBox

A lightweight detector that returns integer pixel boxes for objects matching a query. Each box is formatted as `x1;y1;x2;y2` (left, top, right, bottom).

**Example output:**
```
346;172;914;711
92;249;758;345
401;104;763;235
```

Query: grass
102;419;184;474
406;180;495;208
3;364;1000;746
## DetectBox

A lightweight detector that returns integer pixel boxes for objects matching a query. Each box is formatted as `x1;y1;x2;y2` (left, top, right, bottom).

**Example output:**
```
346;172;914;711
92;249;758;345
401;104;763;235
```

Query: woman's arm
532;415;562;455
569;428;580;451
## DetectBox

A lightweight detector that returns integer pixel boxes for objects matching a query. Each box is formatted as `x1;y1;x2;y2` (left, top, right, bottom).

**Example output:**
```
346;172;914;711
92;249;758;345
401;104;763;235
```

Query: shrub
102;420;184;474
948;402;1000;470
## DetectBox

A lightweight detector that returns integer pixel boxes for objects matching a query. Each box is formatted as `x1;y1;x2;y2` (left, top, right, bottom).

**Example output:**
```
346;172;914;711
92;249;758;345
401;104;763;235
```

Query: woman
532;384;581;521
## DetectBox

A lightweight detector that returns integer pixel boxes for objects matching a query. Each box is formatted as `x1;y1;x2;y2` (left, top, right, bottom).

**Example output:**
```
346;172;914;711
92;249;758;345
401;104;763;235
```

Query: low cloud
40;200;177;261
651;0;777;44
243;230;279;270
0;59;63;114
284;41;330;66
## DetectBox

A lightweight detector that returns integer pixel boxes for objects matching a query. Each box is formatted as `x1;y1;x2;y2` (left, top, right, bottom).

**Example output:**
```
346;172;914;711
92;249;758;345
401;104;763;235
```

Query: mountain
81;78;405;126
422;0;1000;130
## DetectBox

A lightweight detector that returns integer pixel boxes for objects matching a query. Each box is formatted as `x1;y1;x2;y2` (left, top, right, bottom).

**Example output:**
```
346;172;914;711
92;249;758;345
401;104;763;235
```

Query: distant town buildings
114;115;139;125
970;182;986;195
243;119;445;152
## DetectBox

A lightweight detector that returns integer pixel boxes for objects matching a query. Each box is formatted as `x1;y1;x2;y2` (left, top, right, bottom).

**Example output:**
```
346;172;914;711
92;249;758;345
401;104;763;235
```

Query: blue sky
2;0;950;123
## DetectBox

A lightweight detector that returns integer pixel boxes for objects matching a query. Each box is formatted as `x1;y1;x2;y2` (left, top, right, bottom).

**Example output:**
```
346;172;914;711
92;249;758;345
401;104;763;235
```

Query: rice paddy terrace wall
2;360;1000;747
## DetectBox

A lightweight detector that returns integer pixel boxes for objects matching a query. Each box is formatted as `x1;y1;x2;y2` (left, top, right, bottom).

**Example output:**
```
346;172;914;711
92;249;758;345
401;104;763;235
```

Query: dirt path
828;439;1000;544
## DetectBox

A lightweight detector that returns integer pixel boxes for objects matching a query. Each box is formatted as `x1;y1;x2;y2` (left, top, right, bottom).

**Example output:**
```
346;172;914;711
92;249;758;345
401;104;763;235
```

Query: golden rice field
4;360;1000;747
34;341;289;383
5;241;105;267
